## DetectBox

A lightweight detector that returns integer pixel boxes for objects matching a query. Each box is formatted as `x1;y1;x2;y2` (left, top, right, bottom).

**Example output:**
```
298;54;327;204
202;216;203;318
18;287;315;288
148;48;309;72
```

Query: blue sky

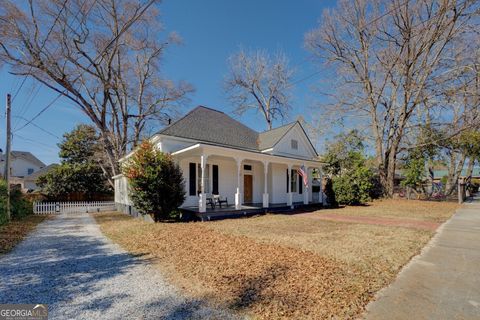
0;0;336;165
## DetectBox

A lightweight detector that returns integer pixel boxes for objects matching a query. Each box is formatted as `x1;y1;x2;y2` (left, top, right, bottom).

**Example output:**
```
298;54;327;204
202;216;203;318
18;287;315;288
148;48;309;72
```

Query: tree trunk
445;152;466;195
384;149;398;197
466;158;475;179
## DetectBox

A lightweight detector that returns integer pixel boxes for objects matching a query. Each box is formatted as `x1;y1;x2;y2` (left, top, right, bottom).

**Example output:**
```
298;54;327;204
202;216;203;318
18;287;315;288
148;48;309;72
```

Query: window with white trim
291;171;297;193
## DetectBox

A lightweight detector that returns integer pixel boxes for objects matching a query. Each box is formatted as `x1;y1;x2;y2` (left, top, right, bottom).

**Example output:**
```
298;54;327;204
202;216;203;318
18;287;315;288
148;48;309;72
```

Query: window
291;171;297;193
27;168;34;175
212;165;219;194
197;164;210;194
298;173;303;194
189;163;196;196
190;163;217;195
291;139;298;150
243;164;252;171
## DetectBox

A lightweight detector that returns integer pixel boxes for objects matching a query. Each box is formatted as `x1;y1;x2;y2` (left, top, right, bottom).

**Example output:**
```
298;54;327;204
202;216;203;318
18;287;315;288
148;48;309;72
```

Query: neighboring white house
114;106;324;217
22;164;58;191
0;151;46;178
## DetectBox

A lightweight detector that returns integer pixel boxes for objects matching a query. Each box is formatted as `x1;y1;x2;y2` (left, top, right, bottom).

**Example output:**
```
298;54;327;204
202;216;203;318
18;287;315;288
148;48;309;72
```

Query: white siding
115;129;322;210
179;157;238;207
178;157;267;207
157;137;195;154
270;163;287;204
0;158;43;177
271;124;316;160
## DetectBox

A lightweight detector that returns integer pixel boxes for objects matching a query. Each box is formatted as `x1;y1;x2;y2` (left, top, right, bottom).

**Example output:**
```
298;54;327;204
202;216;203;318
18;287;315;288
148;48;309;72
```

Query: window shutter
299;173;303;194
189;163;196;196
212;165;219;194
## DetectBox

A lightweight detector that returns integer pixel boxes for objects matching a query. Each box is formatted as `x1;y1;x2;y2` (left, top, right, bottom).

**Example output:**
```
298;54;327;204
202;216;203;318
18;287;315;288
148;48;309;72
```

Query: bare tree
438;35;480;193
225;49;294;130
305;0;477;196
0;0;193;185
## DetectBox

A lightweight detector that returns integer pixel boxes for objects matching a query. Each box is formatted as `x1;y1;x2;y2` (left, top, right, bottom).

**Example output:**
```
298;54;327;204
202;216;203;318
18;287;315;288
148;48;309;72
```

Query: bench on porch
206;195;229;209
213;195;228;208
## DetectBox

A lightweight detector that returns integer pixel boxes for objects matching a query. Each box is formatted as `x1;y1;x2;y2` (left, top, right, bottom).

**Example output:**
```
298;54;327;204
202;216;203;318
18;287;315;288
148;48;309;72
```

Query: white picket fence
33;201;116;215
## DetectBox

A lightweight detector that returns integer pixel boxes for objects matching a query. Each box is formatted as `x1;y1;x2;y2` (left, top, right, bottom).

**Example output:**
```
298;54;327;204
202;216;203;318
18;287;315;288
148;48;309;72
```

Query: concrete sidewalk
365;197;480;320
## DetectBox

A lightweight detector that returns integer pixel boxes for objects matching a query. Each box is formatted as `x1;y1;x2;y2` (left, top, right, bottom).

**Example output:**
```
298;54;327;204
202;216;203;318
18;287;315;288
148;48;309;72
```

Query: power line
14;0;157;133
13;133;59;152
11;0;70;102
12;115;60;139
14;94;63;132
291;0;468;87
13;83;41;129
11;0;97;130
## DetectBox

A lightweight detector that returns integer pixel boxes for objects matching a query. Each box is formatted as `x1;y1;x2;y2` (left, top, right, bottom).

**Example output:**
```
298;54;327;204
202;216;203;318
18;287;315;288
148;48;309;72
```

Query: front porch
172;143;325;215
180;202;324;221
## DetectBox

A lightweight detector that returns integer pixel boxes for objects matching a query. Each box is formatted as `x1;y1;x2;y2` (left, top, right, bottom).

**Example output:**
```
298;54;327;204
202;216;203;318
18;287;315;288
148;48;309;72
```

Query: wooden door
244;175;253;203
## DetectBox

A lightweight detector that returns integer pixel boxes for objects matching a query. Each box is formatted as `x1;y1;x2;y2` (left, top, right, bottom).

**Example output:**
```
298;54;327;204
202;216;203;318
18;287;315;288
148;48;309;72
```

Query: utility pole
4;94;11;221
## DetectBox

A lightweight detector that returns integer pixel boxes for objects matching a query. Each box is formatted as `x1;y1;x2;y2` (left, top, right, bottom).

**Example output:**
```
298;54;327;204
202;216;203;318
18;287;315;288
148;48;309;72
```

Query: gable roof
157;106;317;155
257;122;296;150
0;151;46;167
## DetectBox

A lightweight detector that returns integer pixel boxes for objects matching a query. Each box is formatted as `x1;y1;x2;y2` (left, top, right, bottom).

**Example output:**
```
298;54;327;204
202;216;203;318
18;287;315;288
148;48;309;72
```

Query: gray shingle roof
157;106;314;154
258;122;296;150
3;151;46;168
158;106;259;150
24;164;59;181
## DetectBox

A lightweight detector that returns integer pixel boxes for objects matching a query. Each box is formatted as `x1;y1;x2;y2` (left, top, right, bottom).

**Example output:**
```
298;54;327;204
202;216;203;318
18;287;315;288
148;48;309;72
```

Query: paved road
365;196;480;320
0;213;241;320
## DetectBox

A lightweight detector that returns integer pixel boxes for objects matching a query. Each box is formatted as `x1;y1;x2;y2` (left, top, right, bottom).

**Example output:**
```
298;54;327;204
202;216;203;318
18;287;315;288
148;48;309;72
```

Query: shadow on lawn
279;203;374;215
228;263;290;310
0;225;148;309
0;215;242;319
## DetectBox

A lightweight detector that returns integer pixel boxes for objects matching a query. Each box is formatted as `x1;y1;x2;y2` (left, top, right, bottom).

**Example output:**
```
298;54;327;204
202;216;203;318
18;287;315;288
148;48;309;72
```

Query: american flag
297;165;308;186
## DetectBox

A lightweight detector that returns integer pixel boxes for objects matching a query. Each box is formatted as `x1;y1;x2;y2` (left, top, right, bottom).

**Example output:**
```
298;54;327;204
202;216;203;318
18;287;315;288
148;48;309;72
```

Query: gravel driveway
0;213;242;319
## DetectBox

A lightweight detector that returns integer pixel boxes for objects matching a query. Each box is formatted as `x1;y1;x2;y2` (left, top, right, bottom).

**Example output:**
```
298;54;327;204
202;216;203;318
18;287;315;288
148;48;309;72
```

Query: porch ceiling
171;143;324;168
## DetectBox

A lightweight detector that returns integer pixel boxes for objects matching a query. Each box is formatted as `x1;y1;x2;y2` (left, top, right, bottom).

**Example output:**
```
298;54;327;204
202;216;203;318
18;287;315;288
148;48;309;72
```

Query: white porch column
235;158;243;210
262;161;269;208
198;154;208;213
303;164;309;205
287;164;293;208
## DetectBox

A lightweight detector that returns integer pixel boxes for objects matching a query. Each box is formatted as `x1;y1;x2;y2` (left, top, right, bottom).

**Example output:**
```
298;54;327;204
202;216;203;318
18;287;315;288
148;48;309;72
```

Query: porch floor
180;202;323;221
181;203;262;213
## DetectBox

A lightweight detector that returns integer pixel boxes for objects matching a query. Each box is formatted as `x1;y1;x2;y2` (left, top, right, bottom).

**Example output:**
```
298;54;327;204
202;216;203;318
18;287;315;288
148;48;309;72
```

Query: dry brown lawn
0;215;49;254
312;199;460;222
94;199;458;319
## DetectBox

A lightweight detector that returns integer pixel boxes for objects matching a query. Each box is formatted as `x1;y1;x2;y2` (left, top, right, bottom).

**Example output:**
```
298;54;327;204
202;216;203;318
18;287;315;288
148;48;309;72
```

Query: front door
244;175;253;203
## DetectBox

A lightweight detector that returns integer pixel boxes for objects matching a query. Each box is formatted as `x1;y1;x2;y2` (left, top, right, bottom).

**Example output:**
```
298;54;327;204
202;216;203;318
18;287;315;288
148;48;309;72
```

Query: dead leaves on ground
95;213;377;319
0;215;49;254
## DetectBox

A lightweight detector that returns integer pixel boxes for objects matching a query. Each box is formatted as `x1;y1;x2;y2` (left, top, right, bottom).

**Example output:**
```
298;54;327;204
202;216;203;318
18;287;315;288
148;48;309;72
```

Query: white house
0;151;46;178
22;164;58;191
114;106;324;218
